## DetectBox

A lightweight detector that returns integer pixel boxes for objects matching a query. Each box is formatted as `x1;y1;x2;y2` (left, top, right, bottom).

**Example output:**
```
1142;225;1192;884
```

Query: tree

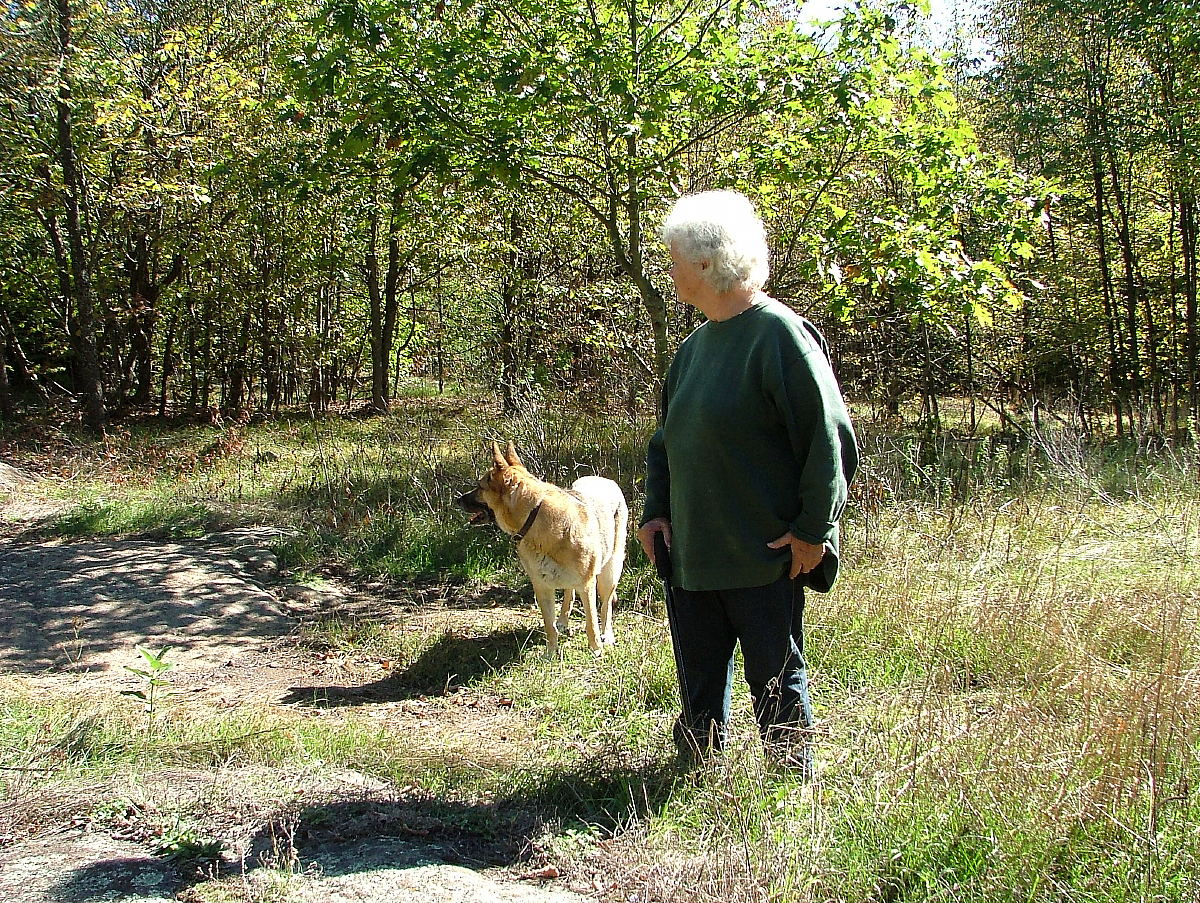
2;0;111;433
2;0;300;424
308;0;830;382
308;0;1046;407
980;0;1200;437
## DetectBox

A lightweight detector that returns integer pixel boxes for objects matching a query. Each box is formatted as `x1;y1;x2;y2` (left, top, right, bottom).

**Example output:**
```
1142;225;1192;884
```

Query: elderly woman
637;190;858;771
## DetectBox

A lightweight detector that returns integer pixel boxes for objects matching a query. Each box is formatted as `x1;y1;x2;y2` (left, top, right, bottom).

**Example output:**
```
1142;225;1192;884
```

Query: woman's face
668;244;709;306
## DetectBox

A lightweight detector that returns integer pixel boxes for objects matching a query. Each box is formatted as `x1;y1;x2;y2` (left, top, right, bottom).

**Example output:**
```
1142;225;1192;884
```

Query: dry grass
550;473;1200;901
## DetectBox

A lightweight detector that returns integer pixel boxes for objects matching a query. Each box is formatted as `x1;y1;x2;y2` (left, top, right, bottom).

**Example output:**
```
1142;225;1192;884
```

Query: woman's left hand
767;532;826;579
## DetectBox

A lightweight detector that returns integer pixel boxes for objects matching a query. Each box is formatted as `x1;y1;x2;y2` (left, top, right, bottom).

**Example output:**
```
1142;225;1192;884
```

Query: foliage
975;0;1200;437
301;0;1046;386
0;0;1186;443
744;4;1047;326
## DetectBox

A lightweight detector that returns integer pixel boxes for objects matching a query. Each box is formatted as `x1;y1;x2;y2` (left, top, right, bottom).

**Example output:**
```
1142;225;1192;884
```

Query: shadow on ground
400;576;533;612
40;754;683;903
0;531;291;677
238;750;682;870
281;625;535;705
38;854;180;903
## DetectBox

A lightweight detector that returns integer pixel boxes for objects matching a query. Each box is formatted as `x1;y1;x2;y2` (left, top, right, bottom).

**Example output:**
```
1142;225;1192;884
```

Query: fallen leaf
521;865;560;880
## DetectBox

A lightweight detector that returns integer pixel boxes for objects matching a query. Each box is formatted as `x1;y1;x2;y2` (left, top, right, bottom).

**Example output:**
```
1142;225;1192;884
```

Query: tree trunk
965;314;976;433
1181;193;1198;431
226;305;253;414
382;199;402;402
0;308;49;404
124;232;184;407
202;295;215;411
498;207;525;413
158;316;176;418
1103;132;1146;432
0;323;13;421
366;175;388;413
1092;151;1125;438
1084;33;1125;438
367;181;412;413
600;179;670;392
309;267;333;413
54;0;105;436
262;297;279;412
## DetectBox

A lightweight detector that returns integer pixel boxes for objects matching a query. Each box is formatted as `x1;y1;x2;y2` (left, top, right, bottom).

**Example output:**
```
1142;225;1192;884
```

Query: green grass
2;397;1199;901
0;689;389;775
49;496;225;539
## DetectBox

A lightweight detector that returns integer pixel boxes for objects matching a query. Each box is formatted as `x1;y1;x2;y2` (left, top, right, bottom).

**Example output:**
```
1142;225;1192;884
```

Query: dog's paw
543;646;562;661
602;632;616;645
555;621;572;637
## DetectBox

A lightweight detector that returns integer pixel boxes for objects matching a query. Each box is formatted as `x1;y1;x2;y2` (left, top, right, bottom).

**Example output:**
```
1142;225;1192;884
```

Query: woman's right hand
636;518;672;565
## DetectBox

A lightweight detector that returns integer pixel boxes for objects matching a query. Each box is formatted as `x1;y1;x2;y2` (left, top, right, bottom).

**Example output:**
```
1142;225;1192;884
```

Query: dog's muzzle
456;489;495;525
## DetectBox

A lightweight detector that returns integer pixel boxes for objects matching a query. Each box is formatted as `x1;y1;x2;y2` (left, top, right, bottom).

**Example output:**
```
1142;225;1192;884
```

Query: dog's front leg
534;587;562;659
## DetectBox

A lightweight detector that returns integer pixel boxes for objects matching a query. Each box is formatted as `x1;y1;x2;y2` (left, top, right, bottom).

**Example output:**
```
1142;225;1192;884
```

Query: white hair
660;190;770;295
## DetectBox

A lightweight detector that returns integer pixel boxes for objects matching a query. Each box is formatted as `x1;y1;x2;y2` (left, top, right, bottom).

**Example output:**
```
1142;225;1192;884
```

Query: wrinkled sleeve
776;348;858;547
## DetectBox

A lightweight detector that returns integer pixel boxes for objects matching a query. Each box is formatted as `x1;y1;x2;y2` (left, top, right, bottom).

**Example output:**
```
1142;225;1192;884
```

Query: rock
202;527;294;580
0;462;31;491
0;833;588;903
0;833;180;903
276;838;588;903
0;537;294;676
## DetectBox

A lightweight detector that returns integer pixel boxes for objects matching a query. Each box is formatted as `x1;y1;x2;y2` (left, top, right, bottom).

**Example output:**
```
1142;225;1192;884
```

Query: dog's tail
612;493;629;568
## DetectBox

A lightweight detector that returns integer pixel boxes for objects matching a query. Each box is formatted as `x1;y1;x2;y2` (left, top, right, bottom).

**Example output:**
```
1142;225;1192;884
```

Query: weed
155;817;226;869
121;645;175;734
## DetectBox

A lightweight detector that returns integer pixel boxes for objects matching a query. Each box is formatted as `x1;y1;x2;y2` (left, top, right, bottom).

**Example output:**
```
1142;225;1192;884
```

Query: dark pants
670;575;814;758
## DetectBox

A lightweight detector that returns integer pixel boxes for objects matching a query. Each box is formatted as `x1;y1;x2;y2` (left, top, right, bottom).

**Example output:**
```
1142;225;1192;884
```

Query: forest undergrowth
1;388;1198;902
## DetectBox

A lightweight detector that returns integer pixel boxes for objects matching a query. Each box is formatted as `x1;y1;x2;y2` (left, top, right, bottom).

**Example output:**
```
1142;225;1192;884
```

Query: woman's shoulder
753;297;830;358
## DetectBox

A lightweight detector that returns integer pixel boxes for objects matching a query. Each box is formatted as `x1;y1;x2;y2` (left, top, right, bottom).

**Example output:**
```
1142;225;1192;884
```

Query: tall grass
25;390;653;585
620;422;1200;903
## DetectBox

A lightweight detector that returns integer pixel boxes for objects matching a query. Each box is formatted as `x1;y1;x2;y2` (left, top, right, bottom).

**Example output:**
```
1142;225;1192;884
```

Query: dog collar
512;503;542;543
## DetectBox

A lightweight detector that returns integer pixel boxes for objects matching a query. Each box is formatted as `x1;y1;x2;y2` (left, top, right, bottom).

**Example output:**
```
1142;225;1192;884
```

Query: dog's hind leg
597;570;617;646
556;590;574;638
534;585;562;659
579;581;603;655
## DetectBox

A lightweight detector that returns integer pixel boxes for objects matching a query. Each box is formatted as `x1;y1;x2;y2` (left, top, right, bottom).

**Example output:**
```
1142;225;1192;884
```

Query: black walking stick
653;532;695;740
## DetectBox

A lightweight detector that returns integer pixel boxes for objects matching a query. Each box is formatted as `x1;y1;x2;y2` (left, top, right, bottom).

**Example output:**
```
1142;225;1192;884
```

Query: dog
457;441;628;657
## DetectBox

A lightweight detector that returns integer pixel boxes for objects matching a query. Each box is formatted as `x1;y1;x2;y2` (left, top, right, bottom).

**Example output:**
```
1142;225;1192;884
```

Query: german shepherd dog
457;442;628;657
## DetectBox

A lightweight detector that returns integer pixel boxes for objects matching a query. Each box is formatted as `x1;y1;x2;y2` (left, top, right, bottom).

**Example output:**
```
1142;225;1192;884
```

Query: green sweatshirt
642;297;858;592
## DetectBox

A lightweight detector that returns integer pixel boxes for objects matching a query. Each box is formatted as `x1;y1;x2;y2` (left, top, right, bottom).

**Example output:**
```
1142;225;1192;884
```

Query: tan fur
463;441;628;657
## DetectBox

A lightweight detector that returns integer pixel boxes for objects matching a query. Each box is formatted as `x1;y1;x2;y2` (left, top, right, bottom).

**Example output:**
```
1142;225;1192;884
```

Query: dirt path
0;528;295;680
0;470;593;903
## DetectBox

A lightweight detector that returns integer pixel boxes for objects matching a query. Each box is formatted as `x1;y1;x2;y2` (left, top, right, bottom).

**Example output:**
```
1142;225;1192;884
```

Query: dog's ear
490;440;507;469
504;441;522;467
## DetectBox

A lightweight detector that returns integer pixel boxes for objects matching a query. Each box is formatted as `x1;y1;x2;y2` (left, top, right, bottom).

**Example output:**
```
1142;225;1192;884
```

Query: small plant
155;818;226;870
69;616;86;664
121;645;174;733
